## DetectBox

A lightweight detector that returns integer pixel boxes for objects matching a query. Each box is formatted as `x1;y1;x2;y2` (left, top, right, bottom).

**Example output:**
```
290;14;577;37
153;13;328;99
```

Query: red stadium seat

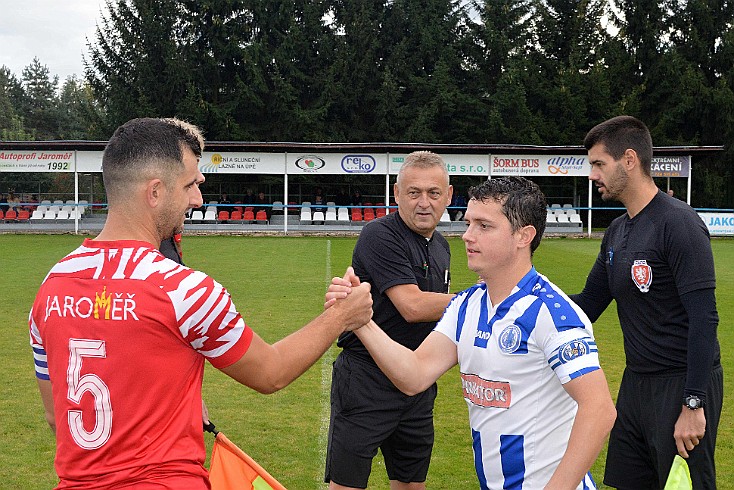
255;210;268;223
17;210;30;221
351;208;362;221
363;208;375;221
243;210;255;222
217;210;229;222
230;210;243;222
0;210;4;220
376;207;387;218
5;209;17;221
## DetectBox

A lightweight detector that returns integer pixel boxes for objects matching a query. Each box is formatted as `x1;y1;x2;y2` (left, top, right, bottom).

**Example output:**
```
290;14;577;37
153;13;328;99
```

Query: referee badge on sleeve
631;259;652;293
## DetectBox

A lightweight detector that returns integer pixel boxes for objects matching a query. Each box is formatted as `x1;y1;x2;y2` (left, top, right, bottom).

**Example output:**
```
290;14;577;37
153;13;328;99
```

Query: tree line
1;0;733;207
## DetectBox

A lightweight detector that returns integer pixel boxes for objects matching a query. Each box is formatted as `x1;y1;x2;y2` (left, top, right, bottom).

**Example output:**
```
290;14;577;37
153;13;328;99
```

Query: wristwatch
684;395;704;410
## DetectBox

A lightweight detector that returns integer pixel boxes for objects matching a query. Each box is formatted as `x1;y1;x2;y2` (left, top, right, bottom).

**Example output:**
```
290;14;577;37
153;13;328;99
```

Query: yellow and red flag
209;431;287;490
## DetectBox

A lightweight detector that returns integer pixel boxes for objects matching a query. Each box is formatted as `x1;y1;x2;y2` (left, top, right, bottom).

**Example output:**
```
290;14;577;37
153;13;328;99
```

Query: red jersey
29;239;253;488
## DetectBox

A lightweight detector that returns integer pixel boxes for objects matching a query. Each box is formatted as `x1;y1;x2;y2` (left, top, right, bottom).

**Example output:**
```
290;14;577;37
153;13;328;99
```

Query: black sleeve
159;237;184;265
680;288;719;403
569;248;613;323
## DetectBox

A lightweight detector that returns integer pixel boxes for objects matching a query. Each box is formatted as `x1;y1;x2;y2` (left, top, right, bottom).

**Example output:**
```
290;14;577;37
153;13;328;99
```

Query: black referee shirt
338;211;451;359
573;191;719;376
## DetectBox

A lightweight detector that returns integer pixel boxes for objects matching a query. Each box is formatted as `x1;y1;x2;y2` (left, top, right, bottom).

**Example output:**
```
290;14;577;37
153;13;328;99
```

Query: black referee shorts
325;351;437;489
604;365;723;490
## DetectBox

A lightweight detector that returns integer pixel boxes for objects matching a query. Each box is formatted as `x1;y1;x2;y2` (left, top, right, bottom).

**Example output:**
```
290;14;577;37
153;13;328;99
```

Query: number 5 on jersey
67;339;112;450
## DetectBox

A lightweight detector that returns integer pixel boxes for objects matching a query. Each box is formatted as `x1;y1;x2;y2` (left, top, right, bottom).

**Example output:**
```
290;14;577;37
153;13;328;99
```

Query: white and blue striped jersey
434;267;600;490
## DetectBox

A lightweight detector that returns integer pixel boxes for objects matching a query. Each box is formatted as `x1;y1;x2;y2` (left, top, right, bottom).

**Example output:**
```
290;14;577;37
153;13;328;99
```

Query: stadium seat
230;210;243;222
337;208;349;222
363;208;375;221
217;210;230;222
30;210;44;220
376;207;387;218
17;209;29;221
43;210;56;220
243;210;255;223
440;210;451;223
300;208;312;224
556;213;570;224
272;201;284;214
203;209;217;222
325;208;338;223
546;212;556;224
311;211;325;224
351;208;362;221
190;210;204;223
569;214;582;224
57;210;70;220
255;210;268;223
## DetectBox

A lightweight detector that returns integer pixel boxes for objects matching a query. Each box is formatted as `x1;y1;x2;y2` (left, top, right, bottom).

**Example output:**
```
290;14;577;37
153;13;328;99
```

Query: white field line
317;239;333;488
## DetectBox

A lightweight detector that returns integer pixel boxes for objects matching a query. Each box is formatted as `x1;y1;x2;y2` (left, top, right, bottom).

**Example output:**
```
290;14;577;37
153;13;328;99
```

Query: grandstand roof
0;140;724;156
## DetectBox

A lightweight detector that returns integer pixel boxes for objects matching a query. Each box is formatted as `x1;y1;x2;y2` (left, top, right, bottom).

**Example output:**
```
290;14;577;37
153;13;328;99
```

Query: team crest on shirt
498;324;522;353
631;259;652;293
558;339;590;363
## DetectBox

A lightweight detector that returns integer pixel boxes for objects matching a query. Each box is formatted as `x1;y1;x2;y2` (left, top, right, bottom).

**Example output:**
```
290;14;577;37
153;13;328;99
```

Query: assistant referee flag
209;431;287;490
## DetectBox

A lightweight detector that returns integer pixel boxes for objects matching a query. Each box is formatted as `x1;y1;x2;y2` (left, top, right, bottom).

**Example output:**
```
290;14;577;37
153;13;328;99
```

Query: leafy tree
20;58;60;140
0;67;31;140
85;0;193;134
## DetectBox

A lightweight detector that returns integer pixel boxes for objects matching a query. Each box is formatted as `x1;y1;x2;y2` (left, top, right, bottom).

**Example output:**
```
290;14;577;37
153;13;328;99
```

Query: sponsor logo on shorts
461;373;511;408
631;259;652;293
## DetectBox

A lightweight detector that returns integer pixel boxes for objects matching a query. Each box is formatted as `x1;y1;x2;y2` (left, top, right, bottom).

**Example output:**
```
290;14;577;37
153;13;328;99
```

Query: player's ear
146;179;163;208
517;225;536;250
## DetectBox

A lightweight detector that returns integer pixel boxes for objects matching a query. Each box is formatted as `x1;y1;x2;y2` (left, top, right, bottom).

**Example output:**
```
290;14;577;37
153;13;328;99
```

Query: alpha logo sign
491;154;589;177
341;155;376;173
295;155;326;172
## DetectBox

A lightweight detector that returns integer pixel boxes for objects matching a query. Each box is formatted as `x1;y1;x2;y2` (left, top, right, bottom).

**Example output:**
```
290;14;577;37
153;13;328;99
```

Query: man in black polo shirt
572;116;722;489
325;151;455;490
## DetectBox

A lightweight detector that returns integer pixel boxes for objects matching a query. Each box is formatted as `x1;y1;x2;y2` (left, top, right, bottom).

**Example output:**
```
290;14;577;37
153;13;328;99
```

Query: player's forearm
354;320;432;395
547;389;615;489
37;378;56;434
396;292;454;323
265;306;363;391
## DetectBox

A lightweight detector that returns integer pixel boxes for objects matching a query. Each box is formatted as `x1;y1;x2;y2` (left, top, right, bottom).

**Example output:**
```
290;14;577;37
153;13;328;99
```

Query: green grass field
1;234;731;488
